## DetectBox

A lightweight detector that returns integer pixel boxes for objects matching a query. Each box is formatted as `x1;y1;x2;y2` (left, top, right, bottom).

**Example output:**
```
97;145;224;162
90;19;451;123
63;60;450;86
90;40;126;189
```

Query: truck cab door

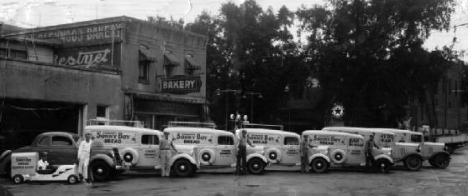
346;138;365;165
281;136;300;165
215;136;236;166
139;134;160;167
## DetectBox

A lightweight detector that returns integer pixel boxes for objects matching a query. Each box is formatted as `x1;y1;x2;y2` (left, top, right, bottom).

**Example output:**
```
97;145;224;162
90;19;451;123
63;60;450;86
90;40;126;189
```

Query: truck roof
303;130;365;139
236;128;300;137
322;126;396;135
374;128;423;135
164;127;233;135
85;125;162;134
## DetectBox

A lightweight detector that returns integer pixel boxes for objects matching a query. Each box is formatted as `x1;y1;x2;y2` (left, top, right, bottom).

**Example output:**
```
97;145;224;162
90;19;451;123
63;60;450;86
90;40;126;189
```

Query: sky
0;0;467;61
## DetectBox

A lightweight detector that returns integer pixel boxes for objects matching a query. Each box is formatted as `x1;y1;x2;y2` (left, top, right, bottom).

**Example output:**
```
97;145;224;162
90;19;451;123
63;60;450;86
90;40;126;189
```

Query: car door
33;135;52;159
139;134;160;167
346;137;365;165
281;136;301;165
50;135;78;165
215;135;236;166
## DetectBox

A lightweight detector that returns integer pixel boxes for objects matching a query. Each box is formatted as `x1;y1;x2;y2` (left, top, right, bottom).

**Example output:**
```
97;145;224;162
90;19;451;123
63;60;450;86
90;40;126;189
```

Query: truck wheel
434;154;450;169
404;156;422;171
311;158;328;173
172;159;194;177
12;175;23;184
91;161;111;181
68;175;79;184
247;158;265;175
375;159;391;173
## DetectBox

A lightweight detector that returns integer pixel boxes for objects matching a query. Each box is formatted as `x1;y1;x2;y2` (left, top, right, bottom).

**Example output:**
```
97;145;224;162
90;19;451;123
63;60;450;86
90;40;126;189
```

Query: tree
297;0;456;127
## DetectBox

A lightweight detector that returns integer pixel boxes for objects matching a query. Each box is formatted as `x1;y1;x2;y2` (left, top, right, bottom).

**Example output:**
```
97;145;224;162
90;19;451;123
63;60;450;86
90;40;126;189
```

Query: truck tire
172;159;194;177
433;154;450;169
311;158;328;173
404;155;422;171
374;159;391;173
91;161;111;181
247;158;265;175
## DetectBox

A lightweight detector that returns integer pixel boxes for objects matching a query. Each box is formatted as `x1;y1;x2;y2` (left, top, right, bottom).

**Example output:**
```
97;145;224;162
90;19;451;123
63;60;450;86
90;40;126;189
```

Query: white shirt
78;140;93;158
37;159;49;170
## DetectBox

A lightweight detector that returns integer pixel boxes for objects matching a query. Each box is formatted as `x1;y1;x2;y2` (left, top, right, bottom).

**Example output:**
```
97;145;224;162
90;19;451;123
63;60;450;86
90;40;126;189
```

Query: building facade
0;16;208;152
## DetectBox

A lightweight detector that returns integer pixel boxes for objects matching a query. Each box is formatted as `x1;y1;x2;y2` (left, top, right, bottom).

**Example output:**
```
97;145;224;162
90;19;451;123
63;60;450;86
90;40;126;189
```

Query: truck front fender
398;153;423;163
169;153;198;168
90;153;116;169
374;154;394;164
428;151;451;161
0;150;12;174
247;153;267;164
308;154;331;165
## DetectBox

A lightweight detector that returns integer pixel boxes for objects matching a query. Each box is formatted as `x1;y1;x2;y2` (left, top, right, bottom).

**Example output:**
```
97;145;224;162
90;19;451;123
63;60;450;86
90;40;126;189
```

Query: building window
164;51;180;77
96;105;108;125
185;54;201;75
138;61;150;83
0;48;27;59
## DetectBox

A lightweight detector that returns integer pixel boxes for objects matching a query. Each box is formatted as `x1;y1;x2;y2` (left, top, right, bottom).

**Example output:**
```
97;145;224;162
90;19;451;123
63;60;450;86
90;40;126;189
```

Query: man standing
365;133;379;171
300;135;310;173
78;133;93;183
236;129;255;175
159;131;180;177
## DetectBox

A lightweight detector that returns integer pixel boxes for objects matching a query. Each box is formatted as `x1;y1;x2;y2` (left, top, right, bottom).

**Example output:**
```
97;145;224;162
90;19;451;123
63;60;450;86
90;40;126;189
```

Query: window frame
51;136;74;146
217;136;234;146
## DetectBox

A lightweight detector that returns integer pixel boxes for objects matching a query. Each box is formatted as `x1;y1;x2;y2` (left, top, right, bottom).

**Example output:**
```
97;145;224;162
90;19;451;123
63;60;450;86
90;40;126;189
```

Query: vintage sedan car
303;130;394;173
0;131;120;181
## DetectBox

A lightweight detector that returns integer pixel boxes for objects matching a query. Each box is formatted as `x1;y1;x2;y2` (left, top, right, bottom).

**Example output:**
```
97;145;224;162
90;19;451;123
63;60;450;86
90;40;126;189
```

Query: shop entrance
0;98;82;153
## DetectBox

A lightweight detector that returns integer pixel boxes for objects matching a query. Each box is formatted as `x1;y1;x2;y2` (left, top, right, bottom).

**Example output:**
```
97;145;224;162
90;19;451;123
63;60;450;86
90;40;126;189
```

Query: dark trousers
365;152;375;170
236;146;247;175
301;153;308;172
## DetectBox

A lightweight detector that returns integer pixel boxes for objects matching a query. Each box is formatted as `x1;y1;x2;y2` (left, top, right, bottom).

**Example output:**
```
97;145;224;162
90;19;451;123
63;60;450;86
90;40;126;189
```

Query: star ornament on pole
331;104;345;119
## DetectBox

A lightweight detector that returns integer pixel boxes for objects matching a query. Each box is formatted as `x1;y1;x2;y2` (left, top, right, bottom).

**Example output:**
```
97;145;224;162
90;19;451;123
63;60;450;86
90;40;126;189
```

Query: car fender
169;153;198;168
374;154;394;164
247;153;267;164
0;150;12;174
308;154;331;165
90;154;115;168
428;151;451;160
399;153;423;162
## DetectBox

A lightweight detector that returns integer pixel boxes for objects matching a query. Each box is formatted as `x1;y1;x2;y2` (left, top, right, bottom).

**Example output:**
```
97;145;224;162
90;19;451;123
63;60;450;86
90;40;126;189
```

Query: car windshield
410;134;422;143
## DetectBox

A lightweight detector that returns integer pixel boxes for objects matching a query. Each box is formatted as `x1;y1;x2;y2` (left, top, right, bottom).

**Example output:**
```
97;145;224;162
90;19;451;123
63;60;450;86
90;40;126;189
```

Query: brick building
0;16;208;152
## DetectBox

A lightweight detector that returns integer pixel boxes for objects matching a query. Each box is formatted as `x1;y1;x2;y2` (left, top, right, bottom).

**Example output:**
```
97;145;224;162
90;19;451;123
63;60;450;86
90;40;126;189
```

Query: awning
139;49;158;62
164;52;180;67
185;57;201;72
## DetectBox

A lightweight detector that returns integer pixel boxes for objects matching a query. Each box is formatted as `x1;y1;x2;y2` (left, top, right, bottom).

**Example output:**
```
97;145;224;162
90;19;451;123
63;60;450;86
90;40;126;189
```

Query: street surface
1;147;467;196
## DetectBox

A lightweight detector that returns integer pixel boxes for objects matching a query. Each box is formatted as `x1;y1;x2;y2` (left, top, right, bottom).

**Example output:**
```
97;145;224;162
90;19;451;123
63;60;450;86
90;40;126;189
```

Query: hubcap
253;163;259;169
180;165;186;171
97;168;104;174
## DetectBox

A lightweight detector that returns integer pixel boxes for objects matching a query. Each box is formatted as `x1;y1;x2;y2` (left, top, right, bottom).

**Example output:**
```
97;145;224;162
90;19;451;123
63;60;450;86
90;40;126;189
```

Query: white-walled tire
247;158;265;175
198;149;216;165
265;148;282;163
68;175;79;184
330;149;346;164
12;175;23;184
121;148;139;166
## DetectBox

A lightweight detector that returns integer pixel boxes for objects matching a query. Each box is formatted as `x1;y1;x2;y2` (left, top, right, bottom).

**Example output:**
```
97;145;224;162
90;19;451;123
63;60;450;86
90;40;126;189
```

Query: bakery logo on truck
12;157;35;169
95;131;137;144
175;133;212;144
311;135;344;145
248;134;278;144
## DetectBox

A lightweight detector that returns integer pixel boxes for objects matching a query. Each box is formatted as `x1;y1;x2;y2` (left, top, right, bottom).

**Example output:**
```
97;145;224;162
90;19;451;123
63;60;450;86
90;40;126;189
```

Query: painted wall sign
161;75;202;94
34;22;124;45
53;44;121;69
